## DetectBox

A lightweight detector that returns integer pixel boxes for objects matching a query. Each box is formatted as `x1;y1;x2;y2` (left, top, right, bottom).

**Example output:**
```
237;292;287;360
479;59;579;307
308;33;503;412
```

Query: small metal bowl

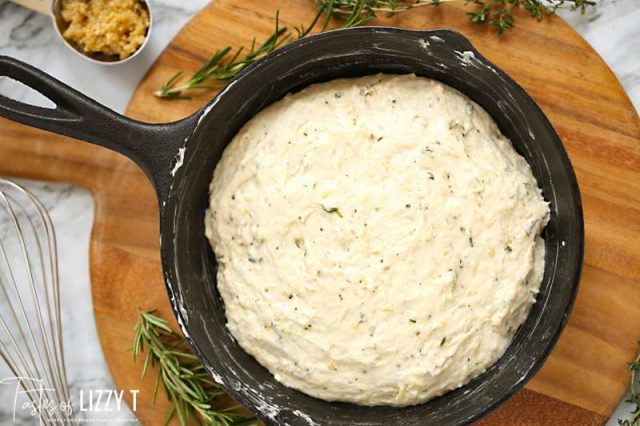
13;0;152;65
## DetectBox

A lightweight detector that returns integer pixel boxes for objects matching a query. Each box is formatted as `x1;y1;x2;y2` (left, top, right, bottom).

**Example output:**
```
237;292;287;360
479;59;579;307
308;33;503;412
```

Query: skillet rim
159;26;584;425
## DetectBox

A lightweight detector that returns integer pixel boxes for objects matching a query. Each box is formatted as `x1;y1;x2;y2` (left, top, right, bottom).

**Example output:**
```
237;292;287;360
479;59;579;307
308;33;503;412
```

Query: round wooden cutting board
0;0;639;424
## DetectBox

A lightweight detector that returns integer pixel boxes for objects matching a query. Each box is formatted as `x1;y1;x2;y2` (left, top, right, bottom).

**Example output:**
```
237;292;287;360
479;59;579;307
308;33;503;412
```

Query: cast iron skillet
0;28;583;425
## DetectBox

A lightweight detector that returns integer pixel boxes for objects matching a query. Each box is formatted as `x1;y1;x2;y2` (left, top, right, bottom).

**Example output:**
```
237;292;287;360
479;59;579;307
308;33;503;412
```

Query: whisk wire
0;180;73;424
0;243;42;379
0;192;58;399
11;190;70;407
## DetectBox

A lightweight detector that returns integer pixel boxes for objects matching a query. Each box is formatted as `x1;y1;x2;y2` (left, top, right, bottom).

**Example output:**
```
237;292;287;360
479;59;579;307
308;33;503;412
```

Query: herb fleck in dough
205;74;550;406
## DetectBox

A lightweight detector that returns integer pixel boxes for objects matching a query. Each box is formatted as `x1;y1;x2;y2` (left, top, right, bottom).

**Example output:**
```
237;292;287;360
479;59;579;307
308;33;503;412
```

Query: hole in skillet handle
0;55;202;203
159;27;583;426
0;76;57;109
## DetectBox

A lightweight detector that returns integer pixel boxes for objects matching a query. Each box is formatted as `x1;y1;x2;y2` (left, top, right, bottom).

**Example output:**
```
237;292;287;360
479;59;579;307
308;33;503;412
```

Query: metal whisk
0;179;73;424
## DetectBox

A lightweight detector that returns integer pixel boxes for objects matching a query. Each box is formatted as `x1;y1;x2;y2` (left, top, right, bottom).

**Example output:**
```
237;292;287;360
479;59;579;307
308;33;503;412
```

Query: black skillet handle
0;55;201;202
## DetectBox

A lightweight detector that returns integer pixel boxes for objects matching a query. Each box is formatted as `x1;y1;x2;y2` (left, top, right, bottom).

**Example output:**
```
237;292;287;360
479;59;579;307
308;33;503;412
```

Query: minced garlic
61;0;150;60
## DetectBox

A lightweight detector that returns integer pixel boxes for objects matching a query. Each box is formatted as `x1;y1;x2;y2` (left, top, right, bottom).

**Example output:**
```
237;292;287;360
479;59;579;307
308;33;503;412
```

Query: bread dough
205;74;549;406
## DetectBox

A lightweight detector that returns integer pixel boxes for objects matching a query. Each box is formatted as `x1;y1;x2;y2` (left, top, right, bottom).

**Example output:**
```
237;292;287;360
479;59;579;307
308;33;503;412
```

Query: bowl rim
51;0;153;65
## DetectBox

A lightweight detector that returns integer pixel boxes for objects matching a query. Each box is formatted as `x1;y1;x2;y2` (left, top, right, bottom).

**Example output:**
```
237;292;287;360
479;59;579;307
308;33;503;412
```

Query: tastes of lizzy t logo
0;376;139;423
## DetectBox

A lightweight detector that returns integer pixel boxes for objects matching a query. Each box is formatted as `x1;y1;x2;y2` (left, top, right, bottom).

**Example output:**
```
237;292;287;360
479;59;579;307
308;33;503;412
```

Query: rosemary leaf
163;404;176;426
132;310;257;426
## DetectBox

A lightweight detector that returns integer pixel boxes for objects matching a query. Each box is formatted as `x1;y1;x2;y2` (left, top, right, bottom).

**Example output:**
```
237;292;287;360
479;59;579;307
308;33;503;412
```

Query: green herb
155;1;342;99
319;0;595;35
409;319;417;323
132;310;257;426
322;205;343;217
440;337;447;346
619;346;640;426
156;1;594;99
155;12;287;99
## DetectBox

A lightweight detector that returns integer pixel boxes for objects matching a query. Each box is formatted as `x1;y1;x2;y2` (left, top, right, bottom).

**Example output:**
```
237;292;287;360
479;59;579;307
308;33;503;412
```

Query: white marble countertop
0;0;638;424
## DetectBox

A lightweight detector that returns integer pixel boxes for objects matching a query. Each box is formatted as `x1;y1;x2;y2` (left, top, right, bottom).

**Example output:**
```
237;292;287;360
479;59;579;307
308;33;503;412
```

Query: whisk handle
0;56;199;202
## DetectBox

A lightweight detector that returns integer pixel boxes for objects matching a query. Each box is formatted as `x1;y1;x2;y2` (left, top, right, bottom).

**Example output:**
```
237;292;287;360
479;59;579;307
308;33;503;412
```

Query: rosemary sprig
321;0;596;35
155;2;338;99
619;347;640;426
465;0;596;34
155;0;595;99
132;310;257;426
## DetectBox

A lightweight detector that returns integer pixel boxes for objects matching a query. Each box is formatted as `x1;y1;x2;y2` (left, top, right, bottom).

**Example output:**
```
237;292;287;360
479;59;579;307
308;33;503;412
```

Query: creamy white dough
205;74;550;406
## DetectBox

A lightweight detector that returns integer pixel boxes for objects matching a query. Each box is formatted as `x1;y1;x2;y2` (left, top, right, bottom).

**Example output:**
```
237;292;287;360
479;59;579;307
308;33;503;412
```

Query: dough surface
205;74;549;406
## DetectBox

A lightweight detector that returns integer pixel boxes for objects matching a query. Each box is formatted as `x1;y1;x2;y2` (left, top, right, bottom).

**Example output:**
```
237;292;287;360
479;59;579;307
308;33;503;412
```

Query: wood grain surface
1;0;639;424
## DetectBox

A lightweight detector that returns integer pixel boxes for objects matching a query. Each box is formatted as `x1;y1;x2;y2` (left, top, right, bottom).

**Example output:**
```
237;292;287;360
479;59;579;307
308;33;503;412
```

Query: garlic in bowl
59;0;150;61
